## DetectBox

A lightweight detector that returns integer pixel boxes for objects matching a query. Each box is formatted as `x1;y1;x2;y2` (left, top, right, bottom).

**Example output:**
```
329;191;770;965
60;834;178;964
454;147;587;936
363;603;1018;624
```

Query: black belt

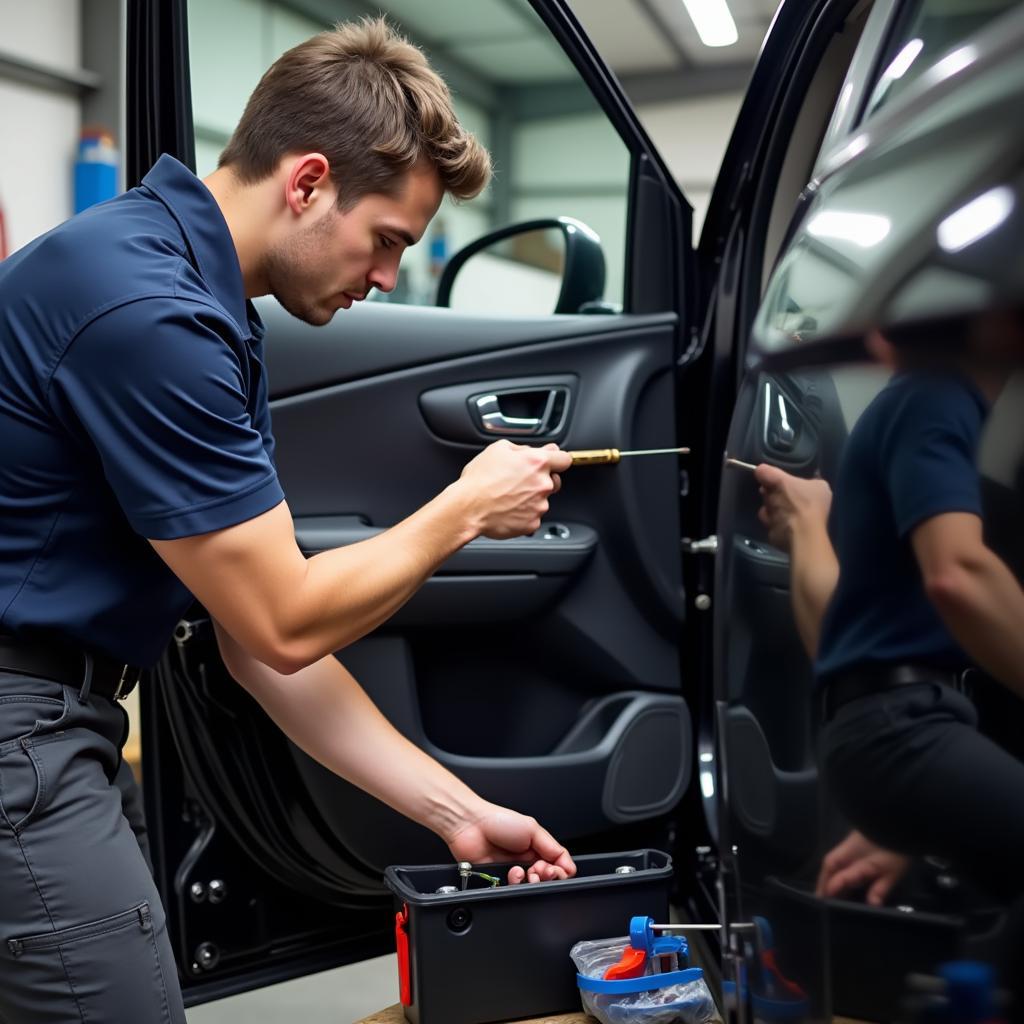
820;663;964;723
0;633;141;701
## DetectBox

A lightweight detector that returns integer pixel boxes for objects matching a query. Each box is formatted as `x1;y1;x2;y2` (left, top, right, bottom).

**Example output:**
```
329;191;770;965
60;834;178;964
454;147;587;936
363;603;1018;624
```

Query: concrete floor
186;953;399;1024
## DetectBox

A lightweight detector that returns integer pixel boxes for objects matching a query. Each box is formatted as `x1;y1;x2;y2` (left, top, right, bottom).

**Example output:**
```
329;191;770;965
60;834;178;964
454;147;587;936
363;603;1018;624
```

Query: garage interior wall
0;0;123;256
0;1;85;253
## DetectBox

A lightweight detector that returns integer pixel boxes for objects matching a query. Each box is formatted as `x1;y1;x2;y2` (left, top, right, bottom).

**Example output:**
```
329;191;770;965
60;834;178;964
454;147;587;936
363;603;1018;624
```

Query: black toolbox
385;849;672;1024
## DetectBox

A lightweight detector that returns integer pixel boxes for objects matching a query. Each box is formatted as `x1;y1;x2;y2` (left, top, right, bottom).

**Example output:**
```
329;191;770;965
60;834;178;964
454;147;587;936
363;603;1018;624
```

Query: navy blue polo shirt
815;371;988;681
0;155;284;666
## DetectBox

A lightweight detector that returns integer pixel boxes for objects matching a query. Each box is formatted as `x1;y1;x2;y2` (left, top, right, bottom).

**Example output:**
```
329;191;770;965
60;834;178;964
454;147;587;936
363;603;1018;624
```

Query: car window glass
862;0;1021;120
187;0;630;312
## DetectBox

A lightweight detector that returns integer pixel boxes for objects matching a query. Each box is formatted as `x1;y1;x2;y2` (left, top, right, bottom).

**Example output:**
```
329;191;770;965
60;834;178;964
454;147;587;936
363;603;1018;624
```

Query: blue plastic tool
628;915;690;962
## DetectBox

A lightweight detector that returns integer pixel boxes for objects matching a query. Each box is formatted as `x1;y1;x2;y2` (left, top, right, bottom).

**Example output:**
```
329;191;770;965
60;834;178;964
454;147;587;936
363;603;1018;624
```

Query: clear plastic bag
571;936;722;1024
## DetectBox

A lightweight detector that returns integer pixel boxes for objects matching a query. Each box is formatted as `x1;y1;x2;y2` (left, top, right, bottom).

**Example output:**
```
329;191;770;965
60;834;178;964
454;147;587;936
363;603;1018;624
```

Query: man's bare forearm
214;622;487;841
789;519;839;660
926;550;1024;698
282;484;479;668
154;482;478;674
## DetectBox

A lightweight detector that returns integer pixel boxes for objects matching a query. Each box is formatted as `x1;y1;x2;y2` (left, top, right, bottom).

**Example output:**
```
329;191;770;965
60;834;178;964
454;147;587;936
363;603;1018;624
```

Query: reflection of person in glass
756;339;1024;903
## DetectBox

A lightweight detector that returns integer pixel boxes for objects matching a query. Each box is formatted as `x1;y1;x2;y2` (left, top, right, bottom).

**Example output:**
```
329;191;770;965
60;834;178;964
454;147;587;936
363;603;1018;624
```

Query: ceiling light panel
682;0;739;46
645;0;767;65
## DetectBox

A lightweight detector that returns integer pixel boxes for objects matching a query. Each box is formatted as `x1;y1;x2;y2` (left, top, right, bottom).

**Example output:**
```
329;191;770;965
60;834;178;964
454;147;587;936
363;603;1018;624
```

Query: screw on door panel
193;942;220;972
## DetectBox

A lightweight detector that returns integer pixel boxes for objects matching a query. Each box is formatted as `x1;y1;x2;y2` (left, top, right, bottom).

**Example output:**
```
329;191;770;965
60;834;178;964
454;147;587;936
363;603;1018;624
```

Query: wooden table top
354;1007;595;1024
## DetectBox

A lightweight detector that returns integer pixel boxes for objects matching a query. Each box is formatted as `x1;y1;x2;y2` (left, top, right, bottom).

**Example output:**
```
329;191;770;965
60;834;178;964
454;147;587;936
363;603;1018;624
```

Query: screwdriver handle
569;448;621;466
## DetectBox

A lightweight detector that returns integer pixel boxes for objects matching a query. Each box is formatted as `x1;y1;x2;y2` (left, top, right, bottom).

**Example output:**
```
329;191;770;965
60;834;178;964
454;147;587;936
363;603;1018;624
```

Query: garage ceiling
284;0;782;103
573;0;781;71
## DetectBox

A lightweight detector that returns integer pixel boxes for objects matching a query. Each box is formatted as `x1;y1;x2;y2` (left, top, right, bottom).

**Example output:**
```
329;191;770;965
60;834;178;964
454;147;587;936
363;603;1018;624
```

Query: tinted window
863;0;1021;119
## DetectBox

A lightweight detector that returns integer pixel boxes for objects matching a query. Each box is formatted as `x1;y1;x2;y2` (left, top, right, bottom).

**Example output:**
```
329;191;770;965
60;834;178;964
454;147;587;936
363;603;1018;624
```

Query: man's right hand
816;830;911;906
453;440;572;539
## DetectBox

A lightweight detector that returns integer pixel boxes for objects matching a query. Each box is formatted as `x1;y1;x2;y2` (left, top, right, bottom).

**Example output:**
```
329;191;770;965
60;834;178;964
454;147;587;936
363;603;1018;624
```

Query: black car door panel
265;302;686;638
259;300;676;396
287;652;692;871
156;303;692;891
146;304;695;998
714;370;847;870
294;517;597;624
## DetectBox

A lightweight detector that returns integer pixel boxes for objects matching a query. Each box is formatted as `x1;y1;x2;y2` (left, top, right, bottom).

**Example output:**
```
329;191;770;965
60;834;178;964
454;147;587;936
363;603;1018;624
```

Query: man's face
266;161;443;326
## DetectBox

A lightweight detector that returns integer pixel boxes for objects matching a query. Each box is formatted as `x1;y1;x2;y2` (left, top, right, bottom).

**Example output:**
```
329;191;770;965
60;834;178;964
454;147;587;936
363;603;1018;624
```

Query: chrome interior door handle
472;389;565;436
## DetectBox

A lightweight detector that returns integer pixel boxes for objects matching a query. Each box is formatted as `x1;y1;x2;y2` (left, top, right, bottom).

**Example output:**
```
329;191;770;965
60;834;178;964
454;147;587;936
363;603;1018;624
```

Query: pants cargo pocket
6;901;182;1024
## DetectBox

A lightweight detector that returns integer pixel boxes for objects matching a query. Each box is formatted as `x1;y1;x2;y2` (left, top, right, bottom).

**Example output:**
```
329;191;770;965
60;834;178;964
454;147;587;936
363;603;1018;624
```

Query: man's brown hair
219;17;491;207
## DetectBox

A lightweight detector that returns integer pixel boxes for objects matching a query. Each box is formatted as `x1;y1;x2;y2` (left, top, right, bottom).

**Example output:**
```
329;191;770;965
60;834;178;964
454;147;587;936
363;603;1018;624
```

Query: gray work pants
0;673;186;1023
820;680;1024;900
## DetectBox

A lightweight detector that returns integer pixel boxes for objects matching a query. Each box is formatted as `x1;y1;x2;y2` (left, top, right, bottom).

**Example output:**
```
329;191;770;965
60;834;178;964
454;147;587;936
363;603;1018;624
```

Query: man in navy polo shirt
756;350;1024;905
0;20;574;1023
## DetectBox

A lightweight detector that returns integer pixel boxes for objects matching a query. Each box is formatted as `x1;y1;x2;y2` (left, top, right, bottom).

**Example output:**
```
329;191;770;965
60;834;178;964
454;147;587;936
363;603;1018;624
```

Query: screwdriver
568;447;690;466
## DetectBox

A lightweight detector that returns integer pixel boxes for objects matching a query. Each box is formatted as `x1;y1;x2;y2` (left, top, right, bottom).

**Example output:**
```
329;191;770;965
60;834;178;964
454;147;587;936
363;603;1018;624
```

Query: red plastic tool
761;948;806;998
603;946;648;980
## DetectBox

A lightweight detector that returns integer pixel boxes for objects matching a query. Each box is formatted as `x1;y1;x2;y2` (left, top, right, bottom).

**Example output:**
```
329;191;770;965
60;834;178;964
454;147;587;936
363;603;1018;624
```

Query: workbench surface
357;1004;869;1023
354;1007;595;1024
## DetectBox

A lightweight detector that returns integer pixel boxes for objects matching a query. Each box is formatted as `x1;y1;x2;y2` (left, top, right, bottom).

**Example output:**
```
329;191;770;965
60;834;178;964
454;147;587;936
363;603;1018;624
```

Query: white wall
635;92;745;241
512;112;630;307
0;0;83;254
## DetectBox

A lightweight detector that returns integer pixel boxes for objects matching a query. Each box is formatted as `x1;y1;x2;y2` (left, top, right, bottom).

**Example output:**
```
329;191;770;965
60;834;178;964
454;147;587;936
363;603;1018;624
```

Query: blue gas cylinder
74;129;118;213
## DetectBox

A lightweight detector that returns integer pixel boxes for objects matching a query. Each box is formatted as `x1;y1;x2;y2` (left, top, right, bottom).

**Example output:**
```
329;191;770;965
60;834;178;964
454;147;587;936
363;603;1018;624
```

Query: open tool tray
386;849;673;1024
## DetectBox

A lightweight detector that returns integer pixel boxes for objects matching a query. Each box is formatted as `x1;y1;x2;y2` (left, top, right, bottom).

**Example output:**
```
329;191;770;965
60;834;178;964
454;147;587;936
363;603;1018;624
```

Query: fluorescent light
682;0;738;47
829;132;870;169
938;186;1014;253
933;44;975;81
807;210;891;248
884;37;924;81
699;751;714;763
700;770;715;798
833;82;854;123
867;38;924;111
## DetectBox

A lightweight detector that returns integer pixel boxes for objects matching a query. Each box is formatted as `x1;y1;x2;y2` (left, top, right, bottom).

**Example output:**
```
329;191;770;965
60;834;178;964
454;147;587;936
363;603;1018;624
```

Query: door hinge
682;535;718;555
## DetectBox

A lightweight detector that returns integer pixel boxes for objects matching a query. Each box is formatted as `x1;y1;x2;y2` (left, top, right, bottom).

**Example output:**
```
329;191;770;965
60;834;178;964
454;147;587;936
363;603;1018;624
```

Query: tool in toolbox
567;447;690;466
457;861;501;889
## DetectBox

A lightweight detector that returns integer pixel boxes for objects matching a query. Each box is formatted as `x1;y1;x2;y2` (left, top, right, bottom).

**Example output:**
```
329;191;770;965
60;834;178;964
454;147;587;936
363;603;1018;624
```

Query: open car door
129;0;709;1004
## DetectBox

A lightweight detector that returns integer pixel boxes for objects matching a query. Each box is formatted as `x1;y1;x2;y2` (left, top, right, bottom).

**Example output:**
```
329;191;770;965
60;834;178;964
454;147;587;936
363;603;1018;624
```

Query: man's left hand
446;803;577;884
756;464;832;553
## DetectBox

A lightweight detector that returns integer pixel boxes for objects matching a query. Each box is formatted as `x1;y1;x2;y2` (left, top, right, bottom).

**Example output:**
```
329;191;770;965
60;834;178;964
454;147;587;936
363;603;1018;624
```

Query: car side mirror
436;217;608;316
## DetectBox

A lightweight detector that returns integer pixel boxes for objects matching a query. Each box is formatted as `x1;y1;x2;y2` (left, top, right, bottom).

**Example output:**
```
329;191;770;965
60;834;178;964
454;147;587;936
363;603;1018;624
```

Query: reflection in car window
863;0;1021;120
187;0;629;312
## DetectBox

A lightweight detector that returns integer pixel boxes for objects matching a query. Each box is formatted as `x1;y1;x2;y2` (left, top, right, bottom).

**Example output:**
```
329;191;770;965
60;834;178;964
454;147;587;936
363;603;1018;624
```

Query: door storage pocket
7;902;177;1023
